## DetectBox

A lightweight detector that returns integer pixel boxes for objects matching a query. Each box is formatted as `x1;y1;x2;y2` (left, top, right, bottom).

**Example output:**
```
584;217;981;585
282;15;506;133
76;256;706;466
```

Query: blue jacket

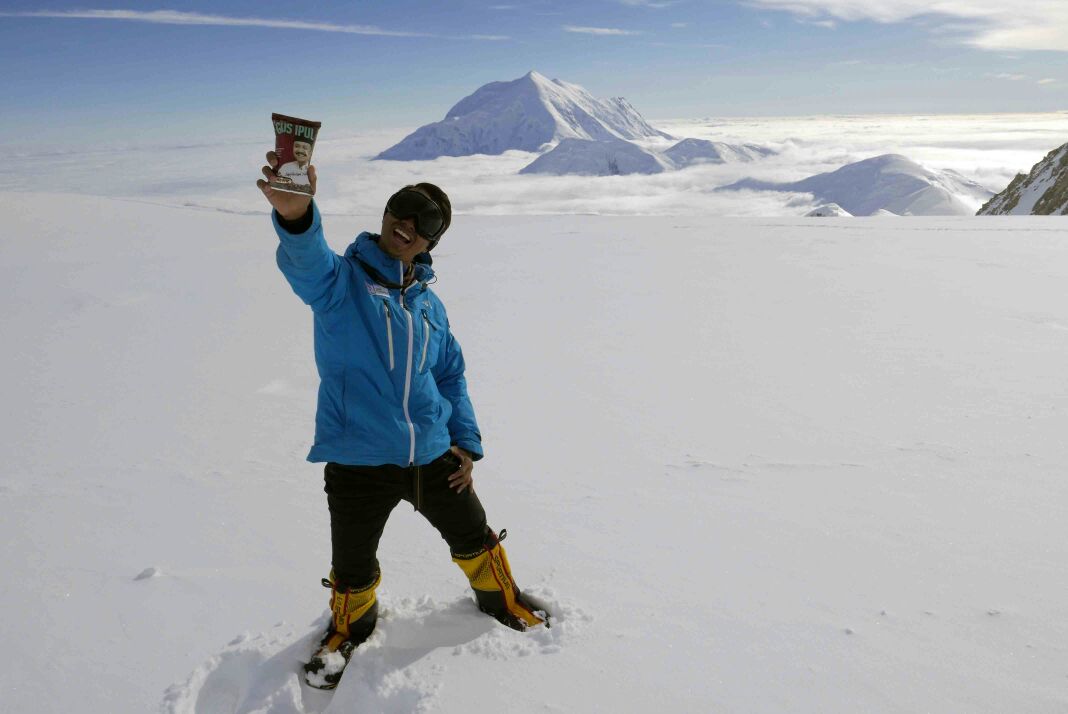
274;203;483;466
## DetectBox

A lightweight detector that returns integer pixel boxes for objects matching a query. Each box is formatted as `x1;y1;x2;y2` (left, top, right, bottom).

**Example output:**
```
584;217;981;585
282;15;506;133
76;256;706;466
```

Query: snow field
2;193;1067;712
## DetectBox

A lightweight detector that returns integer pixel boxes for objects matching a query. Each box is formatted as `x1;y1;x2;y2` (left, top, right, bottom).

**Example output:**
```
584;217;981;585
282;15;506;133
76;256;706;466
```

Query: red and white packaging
269;113;321;196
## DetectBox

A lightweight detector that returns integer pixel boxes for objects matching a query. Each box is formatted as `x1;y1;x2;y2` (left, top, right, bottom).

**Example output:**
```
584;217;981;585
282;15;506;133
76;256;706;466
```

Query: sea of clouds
4;113;1066;217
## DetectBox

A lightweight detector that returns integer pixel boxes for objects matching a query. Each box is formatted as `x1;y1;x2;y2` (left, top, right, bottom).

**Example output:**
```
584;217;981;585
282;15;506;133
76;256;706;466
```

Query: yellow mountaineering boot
452;529;546;631
303;571;380;690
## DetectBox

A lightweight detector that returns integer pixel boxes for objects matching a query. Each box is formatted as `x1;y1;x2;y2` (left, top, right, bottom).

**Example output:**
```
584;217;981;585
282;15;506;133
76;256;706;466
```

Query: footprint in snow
160;588;585;714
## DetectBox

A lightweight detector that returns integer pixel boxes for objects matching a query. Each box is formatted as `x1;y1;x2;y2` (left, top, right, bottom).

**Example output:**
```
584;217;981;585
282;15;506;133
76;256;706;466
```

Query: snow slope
663;138;776;168
722;154;994;216
518;137;773;176
979;142;1068;215
518;138;670;176
3;192;1068;713
805;202;852;217
376;71;672;160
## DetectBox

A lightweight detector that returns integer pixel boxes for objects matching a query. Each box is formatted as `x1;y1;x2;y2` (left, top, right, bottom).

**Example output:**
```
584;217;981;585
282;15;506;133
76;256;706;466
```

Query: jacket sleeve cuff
453;439;484;462
273;202;316;236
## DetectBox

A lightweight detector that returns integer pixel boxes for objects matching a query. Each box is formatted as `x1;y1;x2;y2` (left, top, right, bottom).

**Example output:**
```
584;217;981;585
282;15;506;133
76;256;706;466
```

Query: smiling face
292;141;311;166
380;197;433;264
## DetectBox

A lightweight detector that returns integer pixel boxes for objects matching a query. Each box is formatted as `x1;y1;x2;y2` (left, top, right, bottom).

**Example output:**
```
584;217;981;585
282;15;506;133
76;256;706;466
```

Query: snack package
270;113;321;195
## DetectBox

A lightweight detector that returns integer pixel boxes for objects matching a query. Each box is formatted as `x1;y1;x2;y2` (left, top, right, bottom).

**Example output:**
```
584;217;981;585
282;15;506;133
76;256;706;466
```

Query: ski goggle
385;189;446;242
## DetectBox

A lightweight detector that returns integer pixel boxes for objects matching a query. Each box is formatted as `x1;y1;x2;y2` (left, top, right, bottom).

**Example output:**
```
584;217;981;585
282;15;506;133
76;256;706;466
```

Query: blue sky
2;0;1066;146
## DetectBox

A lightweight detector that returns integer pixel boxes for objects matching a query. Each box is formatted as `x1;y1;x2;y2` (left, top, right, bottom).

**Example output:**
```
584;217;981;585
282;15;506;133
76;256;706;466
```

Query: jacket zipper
399;273;416;466
386;300;399;371
419;312;431;372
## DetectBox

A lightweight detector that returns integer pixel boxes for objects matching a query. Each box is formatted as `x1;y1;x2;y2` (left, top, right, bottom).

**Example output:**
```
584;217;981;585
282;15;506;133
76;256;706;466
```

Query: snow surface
376;71;671;160
3;191;1068;713
723;154;994;216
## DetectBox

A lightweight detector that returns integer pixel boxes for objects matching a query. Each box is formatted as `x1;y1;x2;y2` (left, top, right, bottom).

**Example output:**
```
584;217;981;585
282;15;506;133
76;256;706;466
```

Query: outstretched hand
256;151;316;221
448;446;475;493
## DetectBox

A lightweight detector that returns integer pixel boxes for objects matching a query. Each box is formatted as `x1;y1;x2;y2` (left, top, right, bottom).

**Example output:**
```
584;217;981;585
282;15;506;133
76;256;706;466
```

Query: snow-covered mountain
518;138;669;176
806;203;852;217
978;142;1068;215
518;136;774;177
663;138;775;168
376;71;673;160
721;154;993;216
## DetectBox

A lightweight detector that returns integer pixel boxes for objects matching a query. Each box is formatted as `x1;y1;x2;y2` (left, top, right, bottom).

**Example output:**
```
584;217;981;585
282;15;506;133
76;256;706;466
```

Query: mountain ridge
517;136;776;176
376;71;672;161
518;137;671;176
663;138;775;168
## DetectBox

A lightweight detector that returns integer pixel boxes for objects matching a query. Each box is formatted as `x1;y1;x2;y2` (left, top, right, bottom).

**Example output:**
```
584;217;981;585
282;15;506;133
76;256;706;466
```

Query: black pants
324;450;489;588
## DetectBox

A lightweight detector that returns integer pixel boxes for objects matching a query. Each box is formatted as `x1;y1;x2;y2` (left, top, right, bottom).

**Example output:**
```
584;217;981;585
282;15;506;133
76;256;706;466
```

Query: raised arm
258;151;348;312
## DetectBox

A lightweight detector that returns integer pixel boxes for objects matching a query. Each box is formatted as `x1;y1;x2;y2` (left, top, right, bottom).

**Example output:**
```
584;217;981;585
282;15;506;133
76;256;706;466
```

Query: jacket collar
345;232;435;291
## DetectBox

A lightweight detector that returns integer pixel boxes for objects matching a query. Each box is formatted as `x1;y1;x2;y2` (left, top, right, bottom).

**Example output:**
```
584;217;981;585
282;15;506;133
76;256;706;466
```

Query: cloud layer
746;0;1068;51
5;114;1065;218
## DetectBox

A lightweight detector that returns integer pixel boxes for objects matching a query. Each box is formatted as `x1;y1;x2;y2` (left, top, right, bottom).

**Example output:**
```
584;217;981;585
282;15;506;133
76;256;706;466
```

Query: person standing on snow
257;151;545;689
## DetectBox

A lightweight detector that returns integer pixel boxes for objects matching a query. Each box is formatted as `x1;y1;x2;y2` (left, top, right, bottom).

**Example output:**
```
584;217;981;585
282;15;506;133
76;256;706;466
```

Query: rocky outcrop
978;142;1068;215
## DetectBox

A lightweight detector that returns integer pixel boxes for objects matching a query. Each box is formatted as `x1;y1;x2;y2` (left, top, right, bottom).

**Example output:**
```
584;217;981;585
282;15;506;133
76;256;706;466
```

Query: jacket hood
345;232;435;287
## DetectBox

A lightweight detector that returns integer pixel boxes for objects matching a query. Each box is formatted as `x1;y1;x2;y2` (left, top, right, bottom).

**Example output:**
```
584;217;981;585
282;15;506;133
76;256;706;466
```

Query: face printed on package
293;141;312;166
270;114;321;196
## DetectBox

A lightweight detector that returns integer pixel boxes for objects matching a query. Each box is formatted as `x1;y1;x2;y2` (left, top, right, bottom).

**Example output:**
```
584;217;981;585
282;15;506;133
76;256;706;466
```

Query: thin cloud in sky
0;9;508;40
987;71;1061;87
563;25;642;35
744;0;1068;52
796;17;837;29
647;41;727;49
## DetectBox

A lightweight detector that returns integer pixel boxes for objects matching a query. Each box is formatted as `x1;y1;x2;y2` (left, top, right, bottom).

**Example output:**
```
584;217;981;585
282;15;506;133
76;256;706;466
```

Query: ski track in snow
1008;312;1068;333
161;588;587;713
671;455;868;479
